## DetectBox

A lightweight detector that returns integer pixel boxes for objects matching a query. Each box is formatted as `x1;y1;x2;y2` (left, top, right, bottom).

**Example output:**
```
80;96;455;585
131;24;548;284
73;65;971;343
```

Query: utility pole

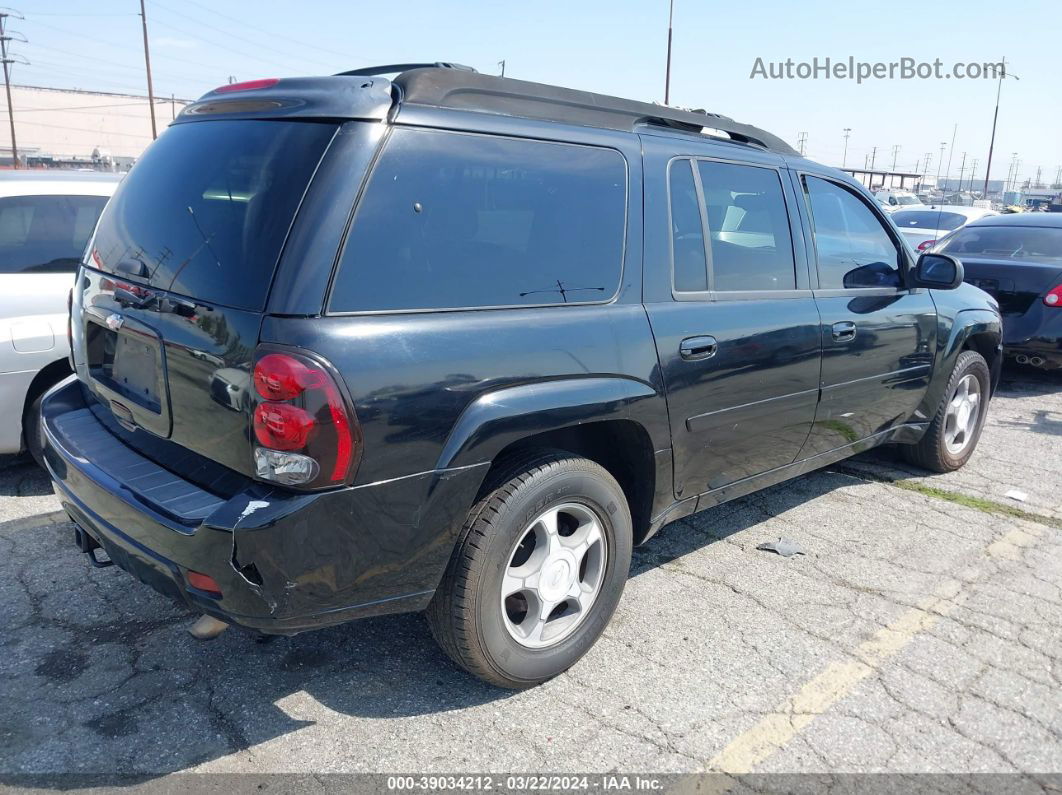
935;141;947;192
943;124;957;194
1054;165;1062;189
968;158;978;193
890;144;900;171
139;0;157;140
841;127;851;168
664;0;674;104
1034;166;1042;188
796;131;808;157
869;145;877;171
0;10;22;168
957;152;967;192
1004;153;1018;194
497;60;505;77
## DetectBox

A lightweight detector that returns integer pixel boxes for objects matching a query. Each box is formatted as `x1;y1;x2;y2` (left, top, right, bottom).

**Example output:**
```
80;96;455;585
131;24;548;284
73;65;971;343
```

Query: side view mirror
911;252;964;290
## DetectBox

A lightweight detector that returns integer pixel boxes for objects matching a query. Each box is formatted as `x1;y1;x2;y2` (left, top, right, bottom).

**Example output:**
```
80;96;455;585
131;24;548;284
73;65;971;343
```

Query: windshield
0;194;109;274
941;225;1062;261
89;119;336;310
892;211;967;231
895;195;922;206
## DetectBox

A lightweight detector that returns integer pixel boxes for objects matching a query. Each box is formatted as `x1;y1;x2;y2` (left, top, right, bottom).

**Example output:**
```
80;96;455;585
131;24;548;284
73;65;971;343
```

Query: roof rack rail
392;68;798;156
335;62;477;78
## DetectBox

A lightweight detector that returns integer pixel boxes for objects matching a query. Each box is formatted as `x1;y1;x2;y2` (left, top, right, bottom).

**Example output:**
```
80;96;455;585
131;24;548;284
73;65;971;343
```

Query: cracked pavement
1;366;1060;780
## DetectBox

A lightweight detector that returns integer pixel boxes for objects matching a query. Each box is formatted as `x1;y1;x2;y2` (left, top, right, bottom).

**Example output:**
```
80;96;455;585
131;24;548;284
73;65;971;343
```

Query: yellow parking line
706;524;1044;774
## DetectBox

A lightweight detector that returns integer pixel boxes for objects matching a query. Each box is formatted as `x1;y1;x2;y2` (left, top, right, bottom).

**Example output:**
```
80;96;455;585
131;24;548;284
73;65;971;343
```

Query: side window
0;194;109;274
804;176;902;289
697;161;796;291
329;128;627;312
669;159;707;292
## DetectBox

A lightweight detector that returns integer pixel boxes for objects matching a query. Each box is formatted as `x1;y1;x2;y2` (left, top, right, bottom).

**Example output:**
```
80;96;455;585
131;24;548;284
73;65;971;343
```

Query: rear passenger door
642;136;822;499
794;173;937;456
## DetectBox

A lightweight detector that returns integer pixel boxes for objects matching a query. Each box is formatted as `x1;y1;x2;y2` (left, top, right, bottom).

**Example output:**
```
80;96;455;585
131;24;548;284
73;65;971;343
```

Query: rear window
0;194;108;274
941;225;1062;261
892;210;967;231
89;120;336;310
329;128;626;312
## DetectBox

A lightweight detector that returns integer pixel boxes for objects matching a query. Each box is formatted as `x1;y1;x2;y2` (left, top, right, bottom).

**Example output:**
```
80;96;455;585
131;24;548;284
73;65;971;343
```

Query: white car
0;171;121;463
889;205;998;253
874;189;924;212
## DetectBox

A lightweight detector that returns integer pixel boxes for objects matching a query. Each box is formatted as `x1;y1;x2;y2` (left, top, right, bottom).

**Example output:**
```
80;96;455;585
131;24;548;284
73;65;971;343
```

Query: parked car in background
42;65;1001;689
891;205;998;252
936;212;1062;370
0;171;120;464
874;189;924;211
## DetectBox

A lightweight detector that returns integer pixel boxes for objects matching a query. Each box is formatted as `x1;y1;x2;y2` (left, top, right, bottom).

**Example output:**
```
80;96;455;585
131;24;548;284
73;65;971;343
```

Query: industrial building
0;84;190;170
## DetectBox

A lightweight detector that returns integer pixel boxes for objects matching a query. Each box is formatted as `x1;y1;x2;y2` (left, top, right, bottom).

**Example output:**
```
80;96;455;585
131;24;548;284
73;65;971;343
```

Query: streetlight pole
664;0;674;104
983;58;1018;198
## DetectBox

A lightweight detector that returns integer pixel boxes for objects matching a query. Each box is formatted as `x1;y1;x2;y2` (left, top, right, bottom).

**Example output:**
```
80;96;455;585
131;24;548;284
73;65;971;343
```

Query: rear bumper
42;378;487;634
1002;308;1062;368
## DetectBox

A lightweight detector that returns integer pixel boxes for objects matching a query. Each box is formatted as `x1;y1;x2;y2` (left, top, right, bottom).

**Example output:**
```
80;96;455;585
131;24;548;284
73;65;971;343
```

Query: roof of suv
180;63;799;157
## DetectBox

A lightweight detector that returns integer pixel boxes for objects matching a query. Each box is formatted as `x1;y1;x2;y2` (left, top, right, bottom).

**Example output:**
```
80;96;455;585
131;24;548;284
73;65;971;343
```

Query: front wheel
426;450;632;689
901;350;990;472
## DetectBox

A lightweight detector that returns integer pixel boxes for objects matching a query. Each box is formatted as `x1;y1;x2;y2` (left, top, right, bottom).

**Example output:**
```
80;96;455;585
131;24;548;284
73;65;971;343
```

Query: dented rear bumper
41;378;487;634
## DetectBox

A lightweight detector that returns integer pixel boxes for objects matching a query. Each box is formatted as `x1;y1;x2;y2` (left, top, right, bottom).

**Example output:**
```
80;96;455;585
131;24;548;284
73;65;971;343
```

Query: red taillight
254;403;315;450
214;78;278;94
186;570;222;597
250;349;360;488
917;239;937;252
1045;286;1062;307
253;353;319;401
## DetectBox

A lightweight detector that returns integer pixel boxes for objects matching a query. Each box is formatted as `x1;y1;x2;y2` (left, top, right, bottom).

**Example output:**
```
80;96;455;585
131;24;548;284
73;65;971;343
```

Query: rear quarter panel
917;283;1002;415
260;303;669;486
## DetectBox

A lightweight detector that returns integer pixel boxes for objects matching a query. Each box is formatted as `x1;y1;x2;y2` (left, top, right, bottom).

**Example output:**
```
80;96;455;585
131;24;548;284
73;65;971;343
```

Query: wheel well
962;331;1001;390
483;420;657;545
22;358;72;426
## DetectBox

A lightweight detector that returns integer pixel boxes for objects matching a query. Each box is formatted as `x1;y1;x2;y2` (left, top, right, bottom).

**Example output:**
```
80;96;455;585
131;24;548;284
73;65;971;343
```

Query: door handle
679;335;718;360
832;321;857;342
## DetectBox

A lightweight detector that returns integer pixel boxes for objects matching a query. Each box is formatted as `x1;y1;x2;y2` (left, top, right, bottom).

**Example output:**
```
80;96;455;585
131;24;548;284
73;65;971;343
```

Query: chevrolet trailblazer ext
43;64;1001;688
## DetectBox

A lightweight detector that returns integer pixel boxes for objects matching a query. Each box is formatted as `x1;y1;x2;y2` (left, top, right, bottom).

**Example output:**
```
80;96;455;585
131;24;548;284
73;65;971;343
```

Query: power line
148;1;344;74
178;0;377;65
8;117;160;138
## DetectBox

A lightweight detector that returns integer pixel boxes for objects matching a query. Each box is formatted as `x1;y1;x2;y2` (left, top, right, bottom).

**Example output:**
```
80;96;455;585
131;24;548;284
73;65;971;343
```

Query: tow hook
73;525;113;568
188;614;230;641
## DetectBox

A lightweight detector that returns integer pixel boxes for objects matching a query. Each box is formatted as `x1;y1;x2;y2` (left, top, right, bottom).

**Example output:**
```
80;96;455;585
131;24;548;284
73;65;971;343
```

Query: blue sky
17;0;1062;186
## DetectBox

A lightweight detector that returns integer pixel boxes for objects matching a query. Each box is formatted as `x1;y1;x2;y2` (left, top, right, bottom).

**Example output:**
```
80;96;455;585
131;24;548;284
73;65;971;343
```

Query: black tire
426;450;632;689
901;350;990;473
23;392;46;469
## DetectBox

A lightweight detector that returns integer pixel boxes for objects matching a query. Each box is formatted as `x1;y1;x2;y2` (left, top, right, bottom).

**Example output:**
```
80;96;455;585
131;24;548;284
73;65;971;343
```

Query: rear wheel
427;450;632;689
23;392;47;469
901;350;990;472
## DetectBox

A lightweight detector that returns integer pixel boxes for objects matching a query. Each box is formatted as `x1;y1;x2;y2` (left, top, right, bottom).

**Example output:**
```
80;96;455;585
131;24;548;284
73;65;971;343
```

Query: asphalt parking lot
2;366;1060;783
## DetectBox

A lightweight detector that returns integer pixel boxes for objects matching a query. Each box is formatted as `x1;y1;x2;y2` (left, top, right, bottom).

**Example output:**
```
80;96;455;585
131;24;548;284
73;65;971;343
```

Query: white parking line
706;522;1046;774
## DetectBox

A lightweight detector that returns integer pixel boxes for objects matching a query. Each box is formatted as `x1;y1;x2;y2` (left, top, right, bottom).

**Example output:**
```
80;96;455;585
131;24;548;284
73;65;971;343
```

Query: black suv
43;64;1002;688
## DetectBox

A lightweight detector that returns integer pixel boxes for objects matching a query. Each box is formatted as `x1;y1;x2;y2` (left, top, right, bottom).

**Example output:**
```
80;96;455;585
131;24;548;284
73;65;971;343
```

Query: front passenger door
797;174;937;456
